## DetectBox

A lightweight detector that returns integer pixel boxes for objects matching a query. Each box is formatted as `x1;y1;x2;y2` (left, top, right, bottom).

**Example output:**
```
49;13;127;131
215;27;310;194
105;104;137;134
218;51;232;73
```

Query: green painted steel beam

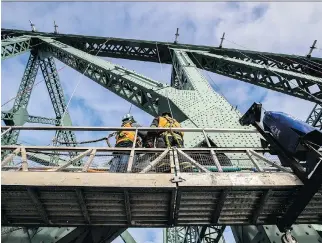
38;55;78;159
2;111;59;125
27;115;59;125
38;37;188;121
12;52;40;113
306;103;322;129
2;29;321;68
1;52;40;147
120;230;137;243
1;36;32;60
187;50;322;104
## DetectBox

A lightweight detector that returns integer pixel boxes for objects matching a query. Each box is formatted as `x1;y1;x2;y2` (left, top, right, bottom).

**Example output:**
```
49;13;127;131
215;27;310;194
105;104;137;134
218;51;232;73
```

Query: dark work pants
109;141;133;172
155;135;183;148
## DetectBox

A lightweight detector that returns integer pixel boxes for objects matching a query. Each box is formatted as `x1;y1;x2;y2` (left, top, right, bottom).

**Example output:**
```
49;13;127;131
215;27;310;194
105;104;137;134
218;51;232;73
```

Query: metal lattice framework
1;27;322;243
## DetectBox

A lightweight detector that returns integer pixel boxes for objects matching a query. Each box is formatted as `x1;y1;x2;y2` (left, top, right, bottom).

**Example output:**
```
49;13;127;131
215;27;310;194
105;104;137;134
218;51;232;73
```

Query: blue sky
2;2;322;243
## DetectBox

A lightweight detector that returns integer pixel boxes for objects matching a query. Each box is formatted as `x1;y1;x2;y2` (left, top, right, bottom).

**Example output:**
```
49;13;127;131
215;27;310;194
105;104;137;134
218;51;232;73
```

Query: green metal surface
190;50;322;104
1;36;32;60
120;230;137;243
2;111;59;125
2;28;322;72
38;54;78;160
1;52;39;147
38;37;188;121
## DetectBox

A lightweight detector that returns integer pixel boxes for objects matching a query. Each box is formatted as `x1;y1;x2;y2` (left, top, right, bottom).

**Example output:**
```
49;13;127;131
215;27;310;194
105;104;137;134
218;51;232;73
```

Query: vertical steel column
38;55;78;163
2;52;39;150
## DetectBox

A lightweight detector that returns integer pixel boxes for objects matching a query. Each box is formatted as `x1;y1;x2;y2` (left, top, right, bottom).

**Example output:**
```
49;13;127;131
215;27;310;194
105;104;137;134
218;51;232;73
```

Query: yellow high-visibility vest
115;122;135;144
158;116;184;137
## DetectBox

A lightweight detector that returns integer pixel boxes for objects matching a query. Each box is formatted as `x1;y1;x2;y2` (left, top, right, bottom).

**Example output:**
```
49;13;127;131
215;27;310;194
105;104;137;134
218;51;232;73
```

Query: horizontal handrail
1;145;270;152
0;126;259;133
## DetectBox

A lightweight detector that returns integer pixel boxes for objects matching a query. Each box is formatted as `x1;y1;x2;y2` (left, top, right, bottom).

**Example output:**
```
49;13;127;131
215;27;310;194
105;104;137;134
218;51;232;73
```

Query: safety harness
115;121;142;147
158;116;183;148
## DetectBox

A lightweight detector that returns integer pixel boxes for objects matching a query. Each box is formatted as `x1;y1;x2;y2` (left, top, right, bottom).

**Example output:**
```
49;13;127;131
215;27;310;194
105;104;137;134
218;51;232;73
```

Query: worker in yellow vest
145;112;184;148
109;114;147;172
145;112;194;172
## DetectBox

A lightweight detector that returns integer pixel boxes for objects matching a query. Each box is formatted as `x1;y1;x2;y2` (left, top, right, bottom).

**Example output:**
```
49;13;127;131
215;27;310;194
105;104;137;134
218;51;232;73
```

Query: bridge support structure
1;27;322;243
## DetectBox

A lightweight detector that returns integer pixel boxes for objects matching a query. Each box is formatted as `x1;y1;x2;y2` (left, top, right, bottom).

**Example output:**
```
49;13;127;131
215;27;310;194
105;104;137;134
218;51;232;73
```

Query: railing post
173;149;180;174
127;129;137;173
1;147;21;167
169;149;175;174
246;150;263;172
202;129;223;172
82;149;97;172
21;146;28;171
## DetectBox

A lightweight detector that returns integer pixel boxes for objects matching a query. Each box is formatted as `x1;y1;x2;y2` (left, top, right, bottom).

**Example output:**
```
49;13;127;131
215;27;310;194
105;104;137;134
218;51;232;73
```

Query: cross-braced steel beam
1;36;32;60
2;111;59;125
3;28;322;72
38;55;78;160
188;50;322;104
306;103;322;130
1;52;39;147
38;37;188;121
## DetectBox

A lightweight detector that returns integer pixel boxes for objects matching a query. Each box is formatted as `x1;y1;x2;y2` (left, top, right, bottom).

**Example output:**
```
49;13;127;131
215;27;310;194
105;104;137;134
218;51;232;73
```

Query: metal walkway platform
2;126;322;228
2;172;322;227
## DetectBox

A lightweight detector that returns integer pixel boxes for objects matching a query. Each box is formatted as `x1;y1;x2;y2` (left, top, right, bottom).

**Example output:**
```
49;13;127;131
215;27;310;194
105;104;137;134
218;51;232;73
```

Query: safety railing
1;126;290;174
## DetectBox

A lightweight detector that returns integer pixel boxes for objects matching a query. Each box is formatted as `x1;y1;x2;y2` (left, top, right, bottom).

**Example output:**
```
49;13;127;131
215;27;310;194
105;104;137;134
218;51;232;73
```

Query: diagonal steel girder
37;37;188;121
3;28;322;76
187;50;322;104
306;103;322;129
1;52;40;147
1;36;32;60
37;55;78;157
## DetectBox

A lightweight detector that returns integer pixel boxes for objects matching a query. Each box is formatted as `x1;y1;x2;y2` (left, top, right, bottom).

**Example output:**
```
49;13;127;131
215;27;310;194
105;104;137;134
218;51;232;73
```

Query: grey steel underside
2;171;319;227
2;29;322;243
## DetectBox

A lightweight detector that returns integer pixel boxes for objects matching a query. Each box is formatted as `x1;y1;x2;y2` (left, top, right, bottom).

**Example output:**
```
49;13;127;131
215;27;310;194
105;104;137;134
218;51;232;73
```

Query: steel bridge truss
1;28;322;243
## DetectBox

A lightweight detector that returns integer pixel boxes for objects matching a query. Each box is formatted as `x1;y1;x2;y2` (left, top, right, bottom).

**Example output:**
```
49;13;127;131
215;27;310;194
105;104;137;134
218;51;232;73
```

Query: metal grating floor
2;172;322;227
